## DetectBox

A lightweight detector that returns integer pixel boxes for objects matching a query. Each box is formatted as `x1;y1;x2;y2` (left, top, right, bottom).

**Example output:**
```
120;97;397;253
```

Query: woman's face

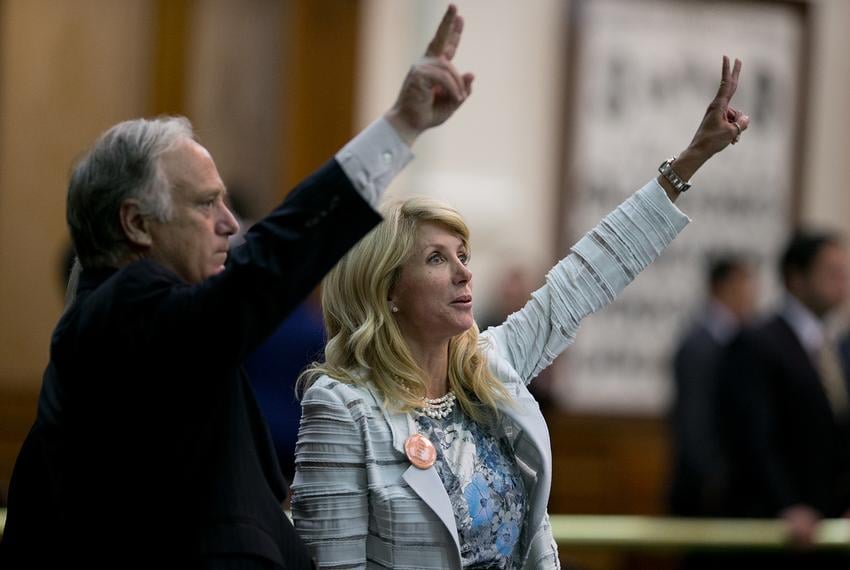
390;222;474;345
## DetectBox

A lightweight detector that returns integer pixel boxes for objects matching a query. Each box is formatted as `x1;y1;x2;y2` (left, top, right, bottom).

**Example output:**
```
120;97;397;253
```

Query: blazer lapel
497;398;552;549
774;316;837;417
370;385;463;566
365;382;552;566
402;464;463;565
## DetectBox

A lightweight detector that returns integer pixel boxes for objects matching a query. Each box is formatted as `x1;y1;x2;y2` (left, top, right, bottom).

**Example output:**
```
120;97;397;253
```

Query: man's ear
120;199;153;248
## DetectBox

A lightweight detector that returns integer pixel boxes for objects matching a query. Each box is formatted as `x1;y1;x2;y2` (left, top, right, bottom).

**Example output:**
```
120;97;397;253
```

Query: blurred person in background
477;265;537;332
245;287;325;485
292;56;750;569
478;265;556;411
842;329;850;382
717;230;850;568
668;255;759;518
1;5;473;568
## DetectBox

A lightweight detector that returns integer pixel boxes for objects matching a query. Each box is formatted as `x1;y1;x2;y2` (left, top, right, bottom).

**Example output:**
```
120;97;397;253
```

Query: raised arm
137;6;477;370
334;4;473;208
484;56;749;383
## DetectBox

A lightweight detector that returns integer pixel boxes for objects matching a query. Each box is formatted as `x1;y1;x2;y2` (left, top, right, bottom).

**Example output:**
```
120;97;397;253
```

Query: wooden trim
550;515;850;549
149;0;192;117
279;0;361;195
789;0;811;227
0;384;39;505
554;0;584;260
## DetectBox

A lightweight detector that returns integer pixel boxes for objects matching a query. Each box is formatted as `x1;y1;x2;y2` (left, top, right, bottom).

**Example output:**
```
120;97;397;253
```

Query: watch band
658;156;691;193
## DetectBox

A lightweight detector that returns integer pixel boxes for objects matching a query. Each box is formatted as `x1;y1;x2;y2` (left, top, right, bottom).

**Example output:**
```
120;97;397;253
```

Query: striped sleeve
484;179;690;383
291;381;370;569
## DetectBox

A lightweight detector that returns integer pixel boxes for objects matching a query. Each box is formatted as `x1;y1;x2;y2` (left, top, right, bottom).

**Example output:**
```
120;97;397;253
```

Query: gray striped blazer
291;180;689;569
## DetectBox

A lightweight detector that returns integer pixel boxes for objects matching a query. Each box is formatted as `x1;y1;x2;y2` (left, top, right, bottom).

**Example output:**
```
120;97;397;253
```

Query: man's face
795;243;849;317
148;138;239;284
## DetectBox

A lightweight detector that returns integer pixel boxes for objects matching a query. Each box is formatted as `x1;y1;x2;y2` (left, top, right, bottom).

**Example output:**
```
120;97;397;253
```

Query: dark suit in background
716;310;850;569
718;313;850;519
690;236;850;567
669;307;735;516
668;256;757;518
716;232;850;536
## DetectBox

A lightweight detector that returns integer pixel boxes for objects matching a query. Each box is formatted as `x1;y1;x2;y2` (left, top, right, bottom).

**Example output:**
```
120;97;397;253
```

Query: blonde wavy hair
300;197;510;424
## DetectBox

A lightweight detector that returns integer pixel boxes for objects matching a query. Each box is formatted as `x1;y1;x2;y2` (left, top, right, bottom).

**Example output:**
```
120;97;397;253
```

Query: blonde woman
292;57;749;569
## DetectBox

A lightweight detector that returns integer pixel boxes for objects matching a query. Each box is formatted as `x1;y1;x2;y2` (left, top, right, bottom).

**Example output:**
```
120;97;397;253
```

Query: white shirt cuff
334;117;414;207
642;178;691;231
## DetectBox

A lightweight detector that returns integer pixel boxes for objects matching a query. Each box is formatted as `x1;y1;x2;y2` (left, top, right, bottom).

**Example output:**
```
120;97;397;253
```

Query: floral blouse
416;407;526;569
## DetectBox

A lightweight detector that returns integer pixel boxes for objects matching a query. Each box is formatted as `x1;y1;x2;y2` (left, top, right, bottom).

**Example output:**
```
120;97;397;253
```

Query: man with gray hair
2;6;473;568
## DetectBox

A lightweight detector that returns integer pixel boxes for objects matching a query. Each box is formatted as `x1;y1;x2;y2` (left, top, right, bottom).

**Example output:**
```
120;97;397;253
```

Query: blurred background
1;0;849;568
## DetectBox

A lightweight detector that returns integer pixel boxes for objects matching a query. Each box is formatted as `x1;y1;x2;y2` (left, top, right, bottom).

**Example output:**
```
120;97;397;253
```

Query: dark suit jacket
2;159;381;568
669;322;728;516
716;314;850;518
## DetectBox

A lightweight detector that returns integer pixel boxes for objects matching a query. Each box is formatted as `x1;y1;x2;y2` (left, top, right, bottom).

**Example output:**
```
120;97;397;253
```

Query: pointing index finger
426;4;459;59
442;13;464;61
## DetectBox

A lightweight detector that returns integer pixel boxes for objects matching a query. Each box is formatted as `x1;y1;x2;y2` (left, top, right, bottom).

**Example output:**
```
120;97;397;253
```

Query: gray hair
67;116;195;269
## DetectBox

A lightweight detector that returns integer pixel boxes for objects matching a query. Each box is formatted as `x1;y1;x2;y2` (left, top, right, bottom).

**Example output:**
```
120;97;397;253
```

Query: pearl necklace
417;391;457;419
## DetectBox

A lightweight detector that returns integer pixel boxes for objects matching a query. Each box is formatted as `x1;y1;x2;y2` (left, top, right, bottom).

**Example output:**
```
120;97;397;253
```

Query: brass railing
549;515;850;549
2;509;849;550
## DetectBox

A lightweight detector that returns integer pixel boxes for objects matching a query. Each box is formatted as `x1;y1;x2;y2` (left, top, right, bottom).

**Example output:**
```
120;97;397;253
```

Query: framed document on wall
554;0;810;413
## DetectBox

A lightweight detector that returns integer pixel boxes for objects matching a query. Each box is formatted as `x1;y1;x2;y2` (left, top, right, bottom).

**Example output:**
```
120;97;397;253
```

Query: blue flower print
465;472;495;527
415;406;526;568
496;521;520;556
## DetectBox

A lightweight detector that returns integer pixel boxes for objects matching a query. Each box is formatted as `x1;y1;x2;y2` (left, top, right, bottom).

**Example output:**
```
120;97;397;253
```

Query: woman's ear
120;199;153;248
387;288;399;314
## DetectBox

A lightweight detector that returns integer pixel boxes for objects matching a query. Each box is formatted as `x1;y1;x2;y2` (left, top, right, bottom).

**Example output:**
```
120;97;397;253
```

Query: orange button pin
404;433;436;469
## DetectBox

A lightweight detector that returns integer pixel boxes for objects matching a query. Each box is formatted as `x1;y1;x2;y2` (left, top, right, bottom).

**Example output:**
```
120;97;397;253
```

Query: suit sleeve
111;117;413;370
291;381;369;569
483;179;689;384
673;330;722;478
123;160;381;369
719;332;797;512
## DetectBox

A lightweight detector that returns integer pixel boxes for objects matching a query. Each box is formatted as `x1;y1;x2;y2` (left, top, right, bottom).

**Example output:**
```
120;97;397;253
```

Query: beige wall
802;0;850;231
186;0;286;219
0;0;154;389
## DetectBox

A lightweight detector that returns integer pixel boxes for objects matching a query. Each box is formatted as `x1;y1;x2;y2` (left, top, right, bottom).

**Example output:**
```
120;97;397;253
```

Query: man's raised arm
335;4;474;207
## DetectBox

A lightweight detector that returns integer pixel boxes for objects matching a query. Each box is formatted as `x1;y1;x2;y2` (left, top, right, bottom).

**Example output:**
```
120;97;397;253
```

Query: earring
391;305;399;313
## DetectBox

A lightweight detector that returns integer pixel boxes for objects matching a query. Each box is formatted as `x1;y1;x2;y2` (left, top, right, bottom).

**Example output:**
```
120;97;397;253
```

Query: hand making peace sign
690;56;751;156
